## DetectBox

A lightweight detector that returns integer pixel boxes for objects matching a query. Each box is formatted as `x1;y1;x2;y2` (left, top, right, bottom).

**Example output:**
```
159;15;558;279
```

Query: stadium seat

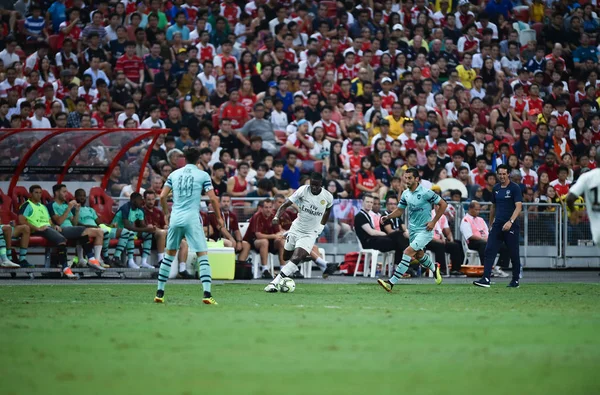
275;130;287;141
144;82;154;97
65;191;74;202
313;161;323;173
0;190;16;224
89;187;115;224
321;1;337;18
513;6;530;23
531;23;544;38
380;251;396;277
238;222;249;238
11;186;30;213
568;79;578;94
461;237;498;267
353;237;392;278
517;29;535;47
41;190;53;206
48;35;60;52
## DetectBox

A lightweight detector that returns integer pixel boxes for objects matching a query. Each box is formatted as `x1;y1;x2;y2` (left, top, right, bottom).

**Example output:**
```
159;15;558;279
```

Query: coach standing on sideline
473;164;523;288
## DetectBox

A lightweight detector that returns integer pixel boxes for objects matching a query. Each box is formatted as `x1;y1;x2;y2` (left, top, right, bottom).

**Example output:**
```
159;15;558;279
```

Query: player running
566;150;600;255
154;147;224;304
377;168;447;292
264;172;334;292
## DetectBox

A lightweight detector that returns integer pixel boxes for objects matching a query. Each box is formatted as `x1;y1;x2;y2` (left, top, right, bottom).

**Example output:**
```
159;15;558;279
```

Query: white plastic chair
380;251;396;278
250;250;275;279
461;237;499;266
353;237;385;278
238;222;249;238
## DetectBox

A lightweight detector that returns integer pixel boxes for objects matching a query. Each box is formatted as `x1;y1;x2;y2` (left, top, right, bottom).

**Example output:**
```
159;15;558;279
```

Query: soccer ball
279;278;296;293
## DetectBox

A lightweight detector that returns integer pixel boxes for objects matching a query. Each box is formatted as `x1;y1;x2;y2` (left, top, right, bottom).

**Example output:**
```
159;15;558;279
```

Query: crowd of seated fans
1;0;600;274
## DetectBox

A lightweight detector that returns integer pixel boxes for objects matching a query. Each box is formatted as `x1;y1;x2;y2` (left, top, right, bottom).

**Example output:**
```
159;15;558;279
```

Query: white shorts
284;231;317;254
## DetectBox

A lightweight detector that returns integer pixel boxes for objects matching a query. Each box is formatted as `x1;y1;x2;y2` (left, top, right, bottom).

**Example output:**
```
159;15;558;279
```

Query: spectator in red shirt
115;41;144;89
446;124;468;156
208;193;248;254
354;156;379;198
549;166;571;197
471;155;488;188
219;89;249;130
520;153;539;188
241;199;284;279
537;152;560;181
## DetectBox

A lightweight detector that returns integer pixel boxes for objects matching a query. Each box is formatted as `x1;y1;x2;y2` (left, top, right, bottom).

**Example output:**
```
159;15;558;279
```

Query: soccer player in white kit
264;172;334;292
566;150;600;250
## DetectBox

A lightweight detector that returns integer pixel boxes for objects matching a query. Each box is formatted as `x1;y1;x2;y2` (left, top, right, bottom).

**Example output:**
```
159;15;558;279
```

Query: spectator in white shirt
140;105;166;128
0;39;20;68
270;98;289;132
29;103;52;129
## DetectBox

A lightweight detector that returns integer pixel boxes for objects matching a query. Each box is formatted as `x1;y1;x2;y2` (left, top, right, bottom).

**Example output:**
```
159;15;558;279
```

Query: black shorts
251;238;279;255
61;226;87;240
33;228;66;245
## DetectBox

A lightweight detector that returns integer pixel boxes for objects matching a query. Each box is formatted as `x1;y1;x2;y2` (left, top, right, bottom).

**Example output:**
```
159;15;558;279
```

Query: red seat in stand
11;186;30;213
89;187;115;225
0;190;16;224
41;190;53;206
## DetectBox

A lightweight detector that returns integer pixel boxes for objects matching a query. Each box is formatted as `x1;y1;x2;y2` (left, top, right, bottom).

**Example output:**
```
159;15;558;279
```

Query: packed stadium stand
0;0;599;279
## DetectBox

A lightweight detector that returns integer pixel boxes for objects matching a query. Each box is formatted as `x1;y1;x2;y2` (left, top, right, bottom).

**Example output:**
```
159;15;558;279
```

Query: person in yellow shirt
385;102;405;139
433;0;453;13
455;53;477;89
530;0;545;24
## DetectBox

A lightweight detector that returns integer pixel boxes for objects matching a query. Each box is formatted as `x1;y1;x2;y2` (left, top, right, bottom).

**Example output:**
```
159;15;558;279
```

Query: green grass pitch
1;283;599;395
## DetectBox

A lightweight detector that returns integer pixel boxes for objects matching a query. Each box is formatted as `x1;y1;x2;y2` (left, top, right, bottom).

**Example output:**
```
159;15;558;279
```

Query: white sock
158;252;165;262
94;246;102;261
314;256;327;270
76;245;84;261
179;262;187;272
141;257;147;266
128;259;139;268
271;262;298;285
261;265;269;272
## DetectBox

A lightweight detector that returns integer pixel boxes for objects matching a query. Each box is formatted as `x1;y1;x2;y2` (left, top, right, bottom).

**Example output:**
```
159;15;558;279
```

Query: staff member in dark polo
473;164;523;288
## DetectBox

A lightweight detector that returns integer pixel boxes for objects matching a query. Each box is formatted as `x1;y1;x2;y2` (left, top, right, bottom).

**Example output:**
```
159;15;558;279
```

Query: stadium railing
106;197;597;269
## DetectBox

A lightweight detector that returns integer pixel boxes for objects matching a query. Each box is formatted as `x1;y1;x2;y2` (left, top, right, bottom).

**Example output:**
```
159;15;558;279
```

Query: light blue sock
0;232;7;260
198;255;211;295
141;232;153;259
114;229;130;259
418;254;434;271
102;229;110;260
157;253;175;292
389;254;412;285
19;248;28;262
126;233;135;260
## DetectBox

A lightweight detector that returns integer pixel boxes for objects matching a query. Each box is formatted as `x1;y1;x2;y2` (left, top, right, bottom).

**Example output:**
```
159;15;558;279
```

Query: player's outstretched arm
273;199;293;225
380;207;405;225
160;185;172;221
321;207;332;226
428;199;448;230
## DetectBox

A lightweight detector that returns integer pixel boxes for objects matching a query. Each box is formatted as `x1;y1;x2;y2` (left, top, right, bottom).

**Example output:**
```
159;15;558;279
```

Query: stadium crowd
1;0;600;277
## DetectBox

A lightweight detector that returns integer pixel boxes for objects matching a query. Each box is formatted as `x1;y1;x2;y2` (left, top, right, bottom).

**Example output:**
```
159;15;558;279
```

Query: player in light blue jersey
377;168;448;292
154;147;224;304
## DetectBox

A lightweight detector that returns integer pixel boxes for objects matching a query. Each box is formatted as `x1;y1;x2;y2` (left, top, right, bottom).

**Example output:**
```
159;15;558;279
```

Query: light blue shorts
167;223;207;252
409;231;433;252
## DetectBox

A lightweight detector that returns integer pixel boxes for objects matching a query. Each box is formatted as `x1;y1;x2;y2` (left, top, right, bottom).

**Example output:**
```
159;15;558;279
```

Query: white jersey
288;185;334;234
569;169;600;244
